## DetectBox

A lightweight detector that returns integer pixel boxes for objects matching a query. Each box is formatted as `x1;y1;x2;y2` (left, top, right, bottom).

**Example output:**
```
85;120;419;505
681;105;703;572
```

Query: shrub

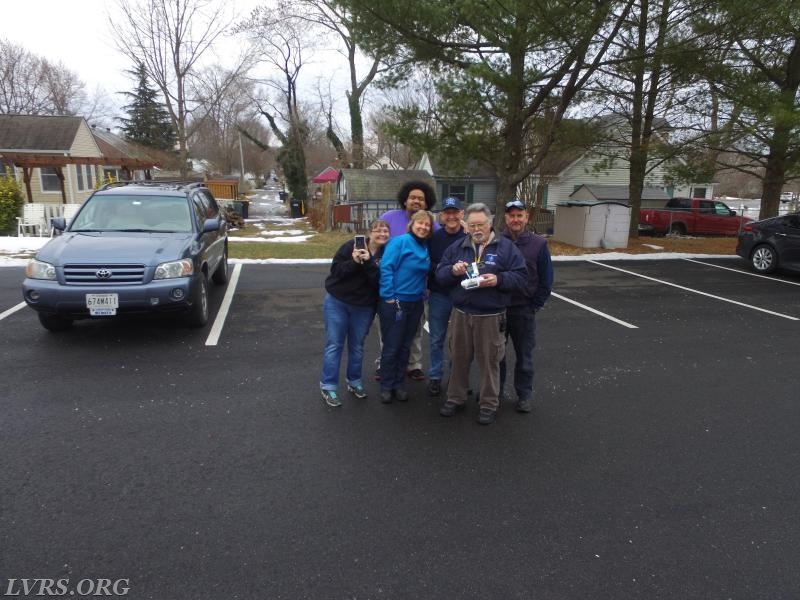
0;171;25;234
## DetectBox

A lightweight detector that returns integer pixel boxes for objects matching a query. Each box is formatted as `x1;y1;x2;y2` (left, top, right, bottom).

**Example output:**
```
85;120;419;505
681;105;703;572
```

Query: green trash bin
240;200;249;218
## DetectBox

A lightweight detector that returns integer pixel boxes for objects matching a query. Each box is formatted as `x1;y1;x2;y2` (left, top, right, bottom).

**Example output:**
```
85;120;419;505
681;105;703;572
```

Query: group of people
319;180;554;425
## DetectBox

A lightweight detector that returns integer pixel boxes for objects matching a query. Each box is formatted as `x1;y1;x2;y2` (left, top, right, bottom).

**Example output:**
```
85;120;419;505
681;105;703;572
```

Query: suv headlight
154;259;194;280
26;259;56;280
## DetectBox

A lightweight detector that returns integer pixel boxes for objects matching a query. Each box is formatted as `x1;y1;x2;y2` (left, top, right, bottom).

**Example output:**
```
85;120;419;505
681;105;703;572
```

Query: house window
103;168;122;182
0;159;14;177
693;187;707;198
76;165;84;190
86;166;93;189
443;183;467;202
39;167;61;192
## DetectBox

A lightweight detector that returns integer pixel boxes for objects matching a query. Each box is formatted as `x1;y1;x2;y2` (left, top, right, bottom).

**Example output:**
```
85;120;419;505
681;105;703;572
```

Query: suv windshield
70;195;193;233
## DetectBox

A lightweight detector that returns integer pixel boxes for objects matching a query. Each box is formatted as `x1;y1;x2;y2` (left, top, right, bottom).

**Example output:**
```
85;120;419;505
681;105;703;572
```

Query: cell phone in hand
354;235;366;250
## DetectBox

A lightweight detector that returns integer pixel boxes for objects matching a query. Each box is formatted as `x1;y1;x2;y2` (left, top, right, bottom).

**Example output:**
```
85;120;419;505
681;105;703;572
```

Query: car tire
750;244;777;273
38;313;73;332
211;245;228;285
667;222;686;236
186;274;209;327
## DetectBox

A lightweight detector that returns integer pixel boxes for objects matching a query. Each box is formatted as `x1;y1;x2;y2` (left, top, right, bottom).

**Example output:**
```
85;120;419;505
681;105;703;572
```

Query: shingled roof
338;169;436;203
570;184;670;202
90;126;160;164
0;114;83;152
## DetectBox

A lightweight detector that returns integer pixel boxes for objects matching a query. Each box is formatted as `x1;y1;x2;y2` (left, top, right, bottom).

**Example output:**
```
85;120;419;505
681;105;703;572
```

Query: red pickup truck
639;197;752;236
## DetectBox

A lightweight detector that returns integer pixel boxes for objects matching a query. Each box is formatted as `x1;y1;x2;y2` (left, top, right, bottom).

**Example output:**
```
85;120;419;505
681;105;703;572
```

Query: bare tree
191;65;273;177
235;6;317;200
108;0;235;177
0;39;86;115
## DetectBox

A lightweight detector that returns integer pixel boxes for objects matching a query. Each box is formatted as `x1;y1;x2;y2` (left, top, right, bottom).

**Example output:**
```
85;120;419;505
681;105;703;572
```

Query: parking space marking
205;263;242;346
0;301;27;322
684;258;800;286
589;260;800;321
551;292;638;328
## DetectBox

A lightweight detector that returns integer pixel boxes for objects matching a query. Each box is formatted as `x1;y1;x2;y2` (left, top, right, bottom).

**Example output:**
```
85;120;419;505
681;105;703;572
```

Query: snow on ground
0;232;735;268
0;188;749;267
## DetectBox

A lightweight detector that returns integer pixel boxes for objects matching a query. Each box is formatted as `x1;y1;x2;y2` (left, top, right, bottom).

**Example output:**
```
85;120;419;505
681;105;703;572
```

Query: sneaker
321;390;341;407
439;400;465;417
515;398;532;413
380;390;393;404
347;384;367;399
394;389;408;402
406;368;426;381
477;407;496;425
427;379;441;396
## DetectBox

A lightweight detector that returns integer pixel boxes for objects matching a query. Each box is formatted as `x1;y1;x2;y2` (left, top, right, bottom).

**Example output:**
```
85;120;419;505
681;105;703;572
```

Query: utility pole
238;130;246;188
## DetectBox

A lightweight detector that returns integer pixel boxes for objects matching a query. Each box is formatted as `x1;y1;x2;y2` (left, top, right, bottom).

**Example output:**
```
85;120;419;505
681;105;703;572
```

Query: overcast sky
1;0;353;125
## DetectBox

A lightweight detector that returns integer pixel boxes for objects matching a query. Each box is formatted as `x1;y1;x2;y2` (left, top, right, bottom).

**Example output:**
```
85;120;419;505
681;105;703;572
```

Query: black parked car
23;181;228;331
736;213;800;274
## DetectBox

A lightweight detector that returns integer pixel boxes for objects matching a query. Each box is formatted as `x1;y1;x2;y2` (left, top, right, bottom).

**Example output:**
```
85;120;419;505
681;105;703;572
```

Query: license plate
86;293;118;316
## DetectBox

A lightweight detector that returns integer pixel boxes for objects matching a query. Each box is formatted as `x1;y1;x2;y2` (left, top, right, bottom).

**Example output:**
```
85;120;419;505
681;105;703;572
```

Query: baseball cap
442;197;463;210
504;199;526;212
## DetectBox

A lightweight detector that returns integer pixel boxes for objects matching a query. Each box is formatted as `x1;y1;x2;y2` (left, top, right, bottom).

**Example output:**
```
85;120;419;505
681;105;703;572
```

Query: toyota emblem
96;268;112;279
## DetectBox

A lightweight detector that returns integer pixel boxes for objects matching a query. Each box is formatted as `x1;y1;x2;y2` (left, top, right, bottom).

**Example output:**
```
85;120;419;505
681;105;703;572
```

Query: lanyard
475;242;486;264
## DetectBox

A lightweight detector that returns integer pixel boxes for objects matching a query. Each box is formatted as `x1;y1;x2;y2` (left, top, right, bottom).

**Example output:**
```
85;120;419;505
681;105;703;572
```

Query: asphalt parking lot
1;257;799;599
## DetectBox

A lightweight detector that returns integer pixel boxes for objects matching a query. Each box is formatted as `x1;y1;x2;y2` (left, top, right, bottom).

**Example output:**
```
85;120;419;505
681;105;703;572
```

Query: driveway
0;257;798;599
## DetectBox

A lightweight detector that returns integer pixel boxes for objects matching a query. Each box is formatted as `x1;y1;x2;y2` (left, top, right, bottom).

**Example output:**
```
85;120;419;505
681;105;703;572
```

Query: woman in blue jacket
377;210;434;403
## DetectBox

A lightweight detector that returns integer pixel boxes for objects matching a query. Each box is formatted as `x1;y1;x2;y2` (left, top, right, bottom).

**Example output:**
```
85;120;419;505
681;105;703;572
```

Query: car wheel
211;245;228;285
38;313;73;332
668;222;686;235
186;274;209;327
751;244;777;273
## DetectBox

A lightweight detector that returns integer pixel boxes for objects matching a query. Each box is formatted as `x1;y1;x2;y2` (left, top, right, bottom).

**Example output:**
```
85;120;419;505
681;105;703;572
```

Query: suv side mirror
202;218;221;233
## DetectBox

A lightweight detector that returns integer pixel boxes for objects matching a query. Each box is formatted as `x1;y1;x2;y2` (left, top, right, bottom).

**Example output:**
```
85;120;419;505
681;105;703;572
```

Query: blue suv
23;181;229;331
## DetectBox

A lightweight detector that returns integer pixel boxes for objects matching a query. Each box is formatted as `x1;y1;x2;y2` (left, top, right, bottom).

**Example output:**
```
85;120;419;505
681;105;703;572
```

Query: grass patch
229;231;353;260
228;228;739;260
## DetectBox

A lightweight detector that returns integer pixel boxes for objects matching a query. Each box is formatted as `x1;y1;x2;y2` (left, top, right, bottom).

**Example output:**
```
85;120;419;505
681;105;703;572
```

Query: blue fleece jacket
379;233;430;301
435;231;527;314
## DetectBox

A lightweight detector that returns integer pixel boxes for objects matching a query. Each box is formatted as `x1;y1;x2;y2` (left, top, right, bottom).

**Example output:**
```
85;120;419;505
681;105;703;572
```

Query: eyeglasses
505;200;525;210
466;221;489;229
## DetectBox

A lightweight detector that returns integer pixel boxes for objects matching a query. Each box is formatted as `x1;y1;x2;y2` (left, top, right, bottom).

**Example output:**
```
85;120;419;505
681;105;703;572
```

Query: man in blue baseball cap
425;196;466;396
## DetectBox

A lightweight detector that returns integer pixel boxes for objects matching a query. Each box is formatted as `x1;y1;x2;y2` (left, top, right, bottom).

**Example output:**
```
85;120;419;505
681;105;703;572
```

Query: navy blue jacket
428;227;466;295
435;231;527;314
502;229;553;310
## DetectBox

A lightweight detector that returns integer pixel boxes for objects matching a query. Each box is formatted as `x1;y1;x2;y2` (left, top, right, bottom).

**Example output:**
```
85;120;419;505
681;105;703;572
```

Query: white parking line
589;260;800;321
0;301;27;321
205;263;242;346
551;292;638;329
684;258;800;286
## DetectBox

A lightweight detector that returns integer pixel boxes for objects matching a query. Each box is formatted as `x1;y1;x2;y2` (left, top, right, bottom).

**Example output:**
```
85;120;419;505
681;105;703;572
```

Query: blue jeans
378;299;424;391
427;291;453;381
320;294;376;391
499;306;537;401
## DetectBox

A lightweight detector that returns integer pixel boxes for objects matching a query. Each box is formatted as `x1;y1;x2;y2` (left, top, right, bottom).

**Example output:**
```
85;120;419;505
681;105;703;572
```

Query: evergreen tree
118;63;177;151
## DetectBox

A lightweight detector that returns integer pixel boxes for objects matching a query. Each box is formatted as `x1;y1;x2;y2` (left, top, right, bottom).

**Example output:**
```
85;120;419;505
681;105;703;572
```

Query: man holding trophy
434;203;527;425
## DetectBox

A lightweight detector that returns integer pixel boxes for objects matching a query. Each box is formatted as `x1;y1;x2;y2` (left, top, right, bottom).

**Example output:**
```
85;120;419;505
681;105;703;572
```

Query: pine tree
118;63;177;151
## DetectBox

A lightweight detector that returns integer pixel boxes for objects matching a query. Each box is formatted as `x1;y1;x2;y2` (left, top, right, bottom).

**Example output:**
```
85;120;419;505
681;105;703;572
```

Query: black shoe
477;408;496;425
394;389;408;402
439;400;465;417
515;398;532;413
427;379;441;396
406;368;426;381
380;390;393;404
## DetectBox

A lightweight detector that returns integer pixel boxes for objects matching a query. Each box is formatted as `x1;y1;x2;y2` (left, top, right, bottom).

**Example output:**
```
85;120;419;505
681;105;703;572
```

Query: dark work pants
499;305;537;402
